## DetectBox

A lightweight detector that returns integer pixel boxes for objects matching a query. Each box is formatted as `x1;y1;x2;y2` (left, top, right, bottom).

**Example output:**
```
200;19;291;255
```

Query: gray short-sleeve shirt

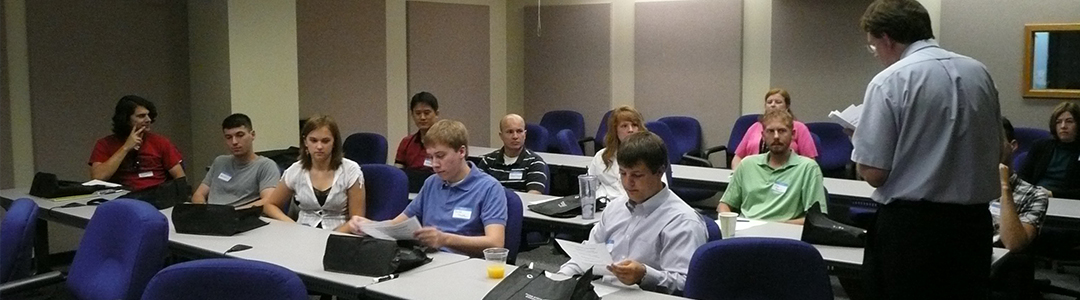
201;155;281;206
852;40;1002;205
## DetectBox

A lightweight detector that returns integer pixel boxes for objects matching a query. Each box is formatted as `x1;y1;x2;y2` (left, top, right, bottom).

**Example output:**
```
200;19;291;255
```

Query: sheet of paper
592;281;638;297
82;179;122;188
360;217;421;241
828;104;862;130
556;239;614;272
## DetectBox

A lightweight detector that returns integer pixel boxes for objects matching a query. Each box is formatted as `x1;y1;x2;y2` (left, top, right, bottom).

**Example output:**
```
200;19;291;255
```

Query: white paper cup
718;212;739;238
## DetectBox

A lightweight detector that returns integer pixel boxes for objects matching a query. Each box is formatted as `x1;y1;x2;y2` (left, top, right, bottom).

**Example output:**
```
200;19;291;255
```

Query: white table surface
366;258;685;300
164;209;470;290
731;220;1009;266
409;190;602;226
1048;197;1080;218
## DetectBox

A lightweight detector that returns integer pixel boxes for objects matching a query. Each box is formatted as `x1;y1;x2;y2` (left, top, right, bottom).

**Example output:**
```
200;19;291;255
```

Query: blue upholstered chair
806;122;853;178
0;199;39;284
553;129;584;156
723;114;763;168
524;123;550;153
540;110;586;153
361;164;410;221
343;132;388;165
141;258;307;300
700;213;721;242
503;189;523;265
2;199;171;299
684;238;833;300
592;110;614;151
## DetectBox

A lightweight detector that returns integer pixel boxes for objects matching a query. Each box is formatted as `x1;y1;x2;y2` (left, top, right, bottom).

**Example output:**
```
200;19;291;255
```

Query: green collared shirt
721;151;827;221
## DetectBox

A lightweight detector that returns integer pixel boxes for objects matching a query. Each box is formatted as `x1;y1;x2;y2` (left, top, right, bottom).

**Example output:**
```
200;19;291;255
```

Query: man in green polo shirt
718;109;826;224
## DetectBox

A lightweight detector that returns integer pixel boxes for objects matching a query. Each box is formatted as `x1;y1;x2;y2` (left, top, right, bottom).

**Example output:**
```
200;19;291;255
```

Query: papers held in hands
359;217;422;241
828;104;863;130
556;239;614;276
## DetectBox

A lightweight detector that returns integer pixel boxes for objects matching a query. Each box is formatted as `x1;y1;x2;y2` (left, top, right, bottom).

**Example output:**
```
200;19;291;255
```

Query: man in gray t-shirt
192;114;280;207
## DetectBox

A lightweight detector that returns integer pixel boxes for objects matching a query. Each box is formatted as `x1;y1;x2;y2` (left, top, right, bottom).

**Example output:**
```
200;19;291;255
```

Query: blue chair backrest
504;189;523;265
658;116;704;158
343;132;388;165
1012;151;1029;171
727;114;762;153
684;238;833;300
805;122;853;171
361;164;410;221
540;110;586;151
644;121;682;164
524;123;550;152
1013;127;1050;155
700;213;721;242
595;110;614;149
554;129;584;155
68;199;168;300
141;258;307;300
0;199;39;283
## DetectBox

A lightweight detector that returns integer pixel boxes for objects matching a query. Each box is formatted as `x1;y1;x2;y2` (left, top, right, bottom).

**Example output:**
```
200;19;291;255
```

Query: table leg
34;219;51;273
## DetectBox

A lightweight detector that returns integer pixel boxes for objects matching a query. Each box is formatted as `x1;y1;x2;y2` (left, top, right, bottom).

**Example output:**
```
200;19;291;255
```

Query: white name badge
989;202;1001;217
138;171;154;178
423;157;433;167
217;173;233;182
452;207;473;220
771;182;789;194
509;170;524;180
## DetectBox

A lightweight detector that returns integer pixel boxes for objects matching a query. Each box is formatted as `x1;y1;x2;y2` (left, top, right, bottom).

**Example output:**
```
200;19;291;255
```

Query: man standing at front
854;0;1002;298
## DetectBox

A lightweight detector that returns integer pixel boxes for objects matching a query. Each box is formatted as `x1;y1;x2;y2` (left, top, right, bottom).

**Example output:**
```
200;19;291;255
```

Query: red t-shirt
395;131;432;172
89;132;183;191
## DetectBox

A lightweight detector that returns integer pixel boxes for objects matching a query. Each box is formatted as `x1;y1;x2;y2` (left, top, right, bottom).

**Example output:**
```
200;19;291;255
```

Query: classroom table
409;190;602;231
0;188;471;299
731;220;1010;268
164;209;470;299
364;258;686;300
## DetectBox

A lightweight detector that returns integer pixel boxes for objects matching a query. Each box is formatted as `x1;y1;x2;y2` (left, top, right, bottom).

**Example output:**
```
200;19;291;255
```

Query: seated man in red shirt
396;92;440;191
89;95;185;191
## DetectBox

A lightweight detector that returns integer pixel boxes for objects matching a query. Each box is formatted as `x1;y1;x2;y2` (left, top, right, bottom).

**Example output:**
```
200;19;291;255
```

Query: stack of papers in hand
359;217;422;240
828;104;862;130
556;239;614;276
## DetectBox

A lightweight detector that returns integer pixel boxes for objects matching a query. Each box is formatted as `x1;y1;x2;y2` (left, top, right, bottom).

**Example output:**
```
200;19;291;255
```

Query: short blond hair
759;109;794;130
423;119;469;150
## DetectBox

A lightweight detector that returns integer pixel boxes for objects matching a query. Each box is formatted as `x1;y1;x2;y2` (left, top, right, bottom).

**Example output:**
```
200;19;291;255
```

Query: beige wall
522;4;612;140
634;0;742;150
188;0;232;176
297;0;388;137
940;0;1080;129
769;0;879;123
407;2;492;146
26;0;191;181
1;0;11;189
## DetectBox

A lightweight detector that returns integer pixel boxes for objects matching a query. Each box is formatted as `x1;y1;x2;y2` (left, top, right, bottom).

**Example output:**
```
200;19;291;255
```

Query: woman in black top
1020;102;1080;199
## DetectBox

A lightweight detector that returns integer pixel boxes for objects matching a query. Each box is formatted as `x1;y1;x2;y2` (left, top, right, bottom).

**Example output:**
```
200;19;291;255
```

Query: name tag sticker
989;202;1001;216
138;171;154;178
423;157;433;167
217;173;233;182
509;170;524;180
771;182;789;194
452;207;473;220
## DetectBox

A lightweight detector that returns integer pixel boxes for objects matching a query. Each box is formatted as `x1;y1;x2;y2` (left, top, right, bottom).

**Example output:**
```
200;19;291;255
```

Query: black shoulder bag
322;235;432;277
800;202;867;247
483;266;599;300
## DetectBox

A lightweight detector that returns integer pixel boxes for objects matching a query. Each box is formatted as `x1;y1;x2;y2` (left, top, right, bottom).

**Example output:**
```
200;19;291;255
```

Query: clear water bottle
578;174;599;219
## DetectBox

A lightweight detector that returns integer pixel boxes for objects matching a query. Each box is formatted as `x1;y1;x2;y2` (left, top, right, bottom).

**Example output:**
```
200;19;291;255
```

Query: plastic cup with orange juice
483;248;509;279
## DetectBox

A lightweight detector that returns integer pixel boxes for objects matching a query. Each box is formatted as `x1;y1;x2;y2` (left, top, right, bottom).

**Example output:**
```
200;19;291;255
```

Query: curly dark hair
111;95;157;137
860;0;934;44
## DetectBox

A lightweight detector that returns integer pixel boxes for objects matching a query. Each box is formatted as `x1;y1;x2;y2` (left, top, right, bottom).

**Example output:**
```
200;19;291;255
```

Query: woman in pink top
730;88;818;169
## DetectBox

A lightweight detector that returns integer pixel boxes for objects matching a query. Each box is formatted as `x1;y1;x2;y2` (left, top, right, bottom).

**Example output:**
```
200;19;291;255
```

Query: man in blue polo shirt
349;119;507;257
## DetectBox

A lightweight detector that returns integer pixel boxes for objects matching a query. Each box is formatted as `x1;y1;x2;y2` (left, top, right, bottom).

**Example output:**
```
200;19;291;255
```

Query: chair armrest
0;271;65;296
679;155;713;168
578;137;596;155
702;145;728;158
